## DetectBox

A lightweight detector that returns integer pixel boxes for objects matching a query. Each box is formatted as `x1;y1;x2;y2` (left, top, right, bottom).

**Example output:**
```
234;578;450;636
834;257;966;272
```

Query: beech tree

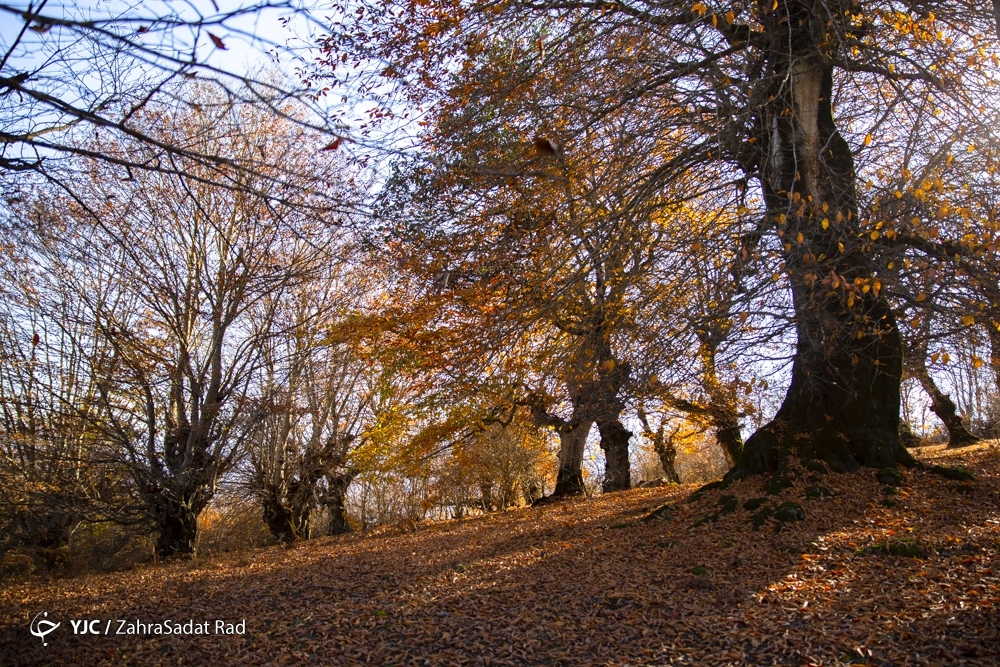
0;238;128;555
248;257;406;540
14;91;343;557
320;0;1000;478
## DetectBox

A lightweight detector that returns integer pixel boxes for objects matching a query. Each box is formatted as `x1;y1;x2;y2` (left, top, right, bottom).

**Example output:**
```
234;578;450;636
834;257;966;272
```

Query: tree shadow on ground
1;444;998;665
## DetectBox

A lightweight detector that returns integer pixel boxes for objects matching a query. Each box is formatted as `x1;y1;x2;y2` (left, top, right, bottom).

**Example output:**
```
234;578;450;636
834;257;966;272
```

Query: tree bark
716;422;744;468
261;487;312;543
990;322;1000;393
597;418;632;492
13;509;80;550
899;419;923;448
154;499;200;558
553;420;591;496
324;471;355;535
735;8;915;475
652;429;681;485
915;370;979;448
904;320;979;448
697;340;744;465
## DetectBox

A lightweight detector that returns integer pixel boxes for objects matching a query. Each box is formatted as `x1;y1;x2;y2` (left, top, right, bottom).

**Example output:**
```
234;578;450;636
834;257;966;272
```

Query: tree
321;1;1000;478
248;256;406;540
902;316;979;448
0;236;128;557
14;90;343;557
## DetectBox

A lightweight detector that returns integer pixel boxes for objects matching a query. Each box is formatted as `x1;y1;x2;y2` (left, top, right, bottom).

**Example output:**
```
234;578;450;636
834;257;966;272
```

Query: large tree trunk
553;420;591;496
597;418;631;492
736;10;914;475
324;471;355;536
154;499;200;558
261;485;312;543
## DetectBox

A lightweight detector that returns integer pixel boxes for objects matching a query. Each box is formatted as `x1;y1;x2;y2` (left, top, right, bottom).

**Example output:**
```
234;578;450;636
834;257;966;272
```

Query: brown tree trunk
597;418;632;492
154;499;201;558
716;423;743;468
14;509;80;550
735;7;914;475
697;341;744;465
324;471;355;536
915;370;979;448
652;428;681;485
990;322;1000;393
261;486;312;543
899;419;923;448
553;420;591;496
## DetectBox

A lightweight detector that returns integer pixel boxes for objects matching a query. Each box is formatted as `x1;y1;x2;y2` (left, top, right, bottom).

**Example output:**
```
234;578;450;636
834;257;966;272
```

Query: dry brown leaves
2;443;999;666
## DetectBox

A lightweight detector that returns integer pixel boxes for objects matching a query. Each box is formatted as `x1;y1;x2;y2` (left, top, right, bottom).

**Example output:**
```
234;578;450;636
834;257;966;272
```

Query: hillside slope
2;444;999;666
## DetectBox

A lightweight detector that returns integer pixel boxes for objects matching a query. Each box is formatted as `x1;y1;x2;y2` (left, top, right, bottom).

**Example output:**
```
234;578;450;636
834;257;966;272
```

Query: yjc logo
29;612;60;646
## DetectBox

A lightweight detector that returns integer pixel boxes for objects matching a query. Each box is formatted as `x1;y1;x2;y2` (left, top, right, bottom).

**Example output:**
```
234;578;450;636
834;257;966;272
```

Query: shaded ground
1;444;999;666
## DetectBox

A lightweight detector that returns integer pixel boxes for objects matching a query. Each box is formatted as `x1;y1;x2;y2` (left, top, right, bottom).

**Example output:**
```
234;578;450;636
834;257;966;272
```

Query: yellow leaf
942;352;950;364
864;133;873;146
848;293;855;307
725;10;735;24
838;242;845;253
870;230;879;240
973;356;984;369
962;315;975;326
692;241;703;251
649;374;658;384
931;352;940;363
797;232;804;244
712;13;717;26
916;293;926;302
821;218;829;229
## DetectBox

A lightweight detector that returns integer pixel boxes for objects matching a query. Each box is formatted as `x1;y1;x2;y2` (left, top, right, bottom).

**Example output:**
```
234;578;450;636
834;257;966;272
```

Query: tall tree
16;91;343;557
321;1;1000;477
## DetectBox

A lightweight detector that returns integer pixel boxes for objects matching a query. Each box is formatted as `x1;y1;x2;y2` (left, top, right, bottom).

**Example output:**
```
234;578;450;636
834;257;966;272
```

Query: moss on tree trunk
735;10;915;475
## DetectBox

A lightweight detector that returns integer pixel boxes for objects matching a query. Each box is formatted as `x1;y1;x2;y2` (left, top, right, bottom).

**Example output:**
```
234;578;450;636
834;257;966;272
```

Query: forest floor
2;444;999;666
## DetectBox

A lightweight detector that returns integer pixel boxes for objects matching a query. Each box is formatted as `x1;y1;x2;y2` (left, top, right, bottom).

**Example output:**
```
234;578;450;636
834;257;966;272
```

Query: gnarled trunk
905;323;979;448
13;509;80;550
716;423;744;468
597;418;631;492
553;420;591;496
261;487;312;543
324;471;355;535
899;419;923;448
652;429;680;485
154;500;200;558
736;13;914;475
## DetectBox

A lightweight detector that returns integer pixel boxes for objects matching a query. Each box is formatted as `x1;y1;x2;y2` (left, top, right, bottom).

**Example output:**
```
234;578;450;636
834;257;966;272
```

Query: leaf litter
1;443;999;665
